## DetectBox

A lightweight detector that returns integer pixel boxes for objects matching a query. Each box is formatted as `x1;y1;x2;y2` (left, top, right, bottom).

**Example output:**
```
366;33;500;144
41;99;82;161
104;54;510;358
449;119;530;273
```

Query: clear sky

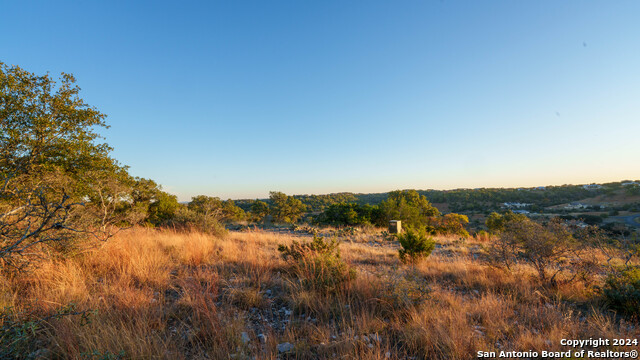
2;1;639;201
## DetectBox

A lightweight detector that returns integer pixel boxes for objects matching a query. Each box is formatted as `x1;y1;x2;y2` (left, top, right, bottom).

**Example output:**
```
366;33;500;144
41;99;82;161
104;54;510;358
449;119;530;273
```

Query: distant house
512;210;530;214
583;184;602;190
535;186;546;190
622;181;639;187
564;202;589;210
503;202;531;209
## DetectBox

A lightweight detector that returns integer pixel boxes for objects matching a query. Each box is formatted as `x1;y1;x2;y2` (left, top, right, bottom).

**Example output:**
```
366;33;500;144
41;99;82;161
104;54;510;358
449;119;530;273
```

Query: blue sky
2;1;639;201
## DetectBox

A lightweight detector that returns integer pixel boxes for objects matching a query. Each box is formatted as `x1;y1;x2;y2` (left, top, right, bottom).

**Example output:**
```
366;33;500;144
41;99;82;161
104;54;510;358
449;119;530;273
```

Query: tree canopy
1;62;121;187
269;191;306;223
0;63;169;267
379;190;441;229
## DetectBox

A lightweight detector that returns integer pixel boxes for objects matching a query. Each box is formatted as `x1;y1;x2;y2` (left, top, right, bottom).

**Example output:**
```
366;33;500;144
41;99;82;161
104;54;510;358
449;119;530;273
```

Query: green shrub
397;228;436;264
167;207;228;238
278;235;355;293
314;202;381;226
488;218;576;283
603;266;640;316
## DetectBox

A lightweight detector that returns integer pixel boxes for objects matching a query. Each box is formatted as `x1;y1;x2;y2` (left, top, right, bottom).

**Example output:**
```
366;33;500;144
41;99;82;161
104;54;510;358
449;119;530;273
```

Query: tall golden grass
1;227;638;359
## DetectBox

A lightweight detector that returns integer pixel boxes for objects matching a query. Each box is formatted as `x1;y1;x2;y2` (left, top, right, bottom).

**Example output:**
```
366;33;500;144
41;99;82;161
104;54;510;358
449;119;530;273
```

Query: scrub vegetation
2;64;640;359
1;228;639;359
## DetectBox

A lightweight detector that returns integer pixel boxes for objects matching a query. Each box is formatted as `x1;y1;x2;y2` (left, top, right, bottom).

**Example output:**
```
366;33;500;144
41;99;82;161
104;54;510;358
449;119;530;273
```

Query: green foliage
167;206;227;238
146;191;180;226
0;309;41;359
188;195;224;217
0;63;148;267
624;185;640;196
397;228;436;264
490;217;576;282
128;177;185;227
269;191;306;223
433;213;470;237
0;63;116;183
187;195;245;223
602;266;640;316
418;185;601;213
222;199;245;222
293;192;358;212
278;235;355;293
380;190;441;230
485;211;528;233
314;202;382;226
250;200;270;222
375;190;469;236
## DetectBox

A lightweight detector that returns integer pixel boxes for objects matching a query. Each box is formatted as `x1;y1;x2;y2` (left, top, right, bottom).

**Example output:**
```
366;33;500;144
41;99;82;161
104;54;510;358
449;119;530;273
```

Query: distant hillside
234;180;640;214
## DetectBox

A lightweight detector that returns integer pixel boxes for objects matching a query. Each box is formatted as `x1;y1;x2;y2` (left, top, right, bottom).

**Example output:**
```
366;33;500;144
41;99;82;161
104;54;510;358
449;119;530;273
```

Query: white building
503;202;531;209
564;202;589;210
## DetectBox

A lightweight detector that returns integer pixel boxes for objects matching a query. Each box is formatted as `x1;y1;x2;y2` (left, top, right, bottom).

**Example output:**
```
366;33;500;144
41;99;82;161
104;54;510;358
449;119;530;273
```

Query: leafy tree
0;63;135;267
250;200;270;222
379;190;440;230
294;192;358;212
147;191;180;226
269;191;306;223
167;205;227;238
188;195;223;218
434;213;470;237
489;217;576;283
485;211;527;233
315;203;379;226
222;199;245;222
187;195;245;222
1;63;123;193
131;177;162;204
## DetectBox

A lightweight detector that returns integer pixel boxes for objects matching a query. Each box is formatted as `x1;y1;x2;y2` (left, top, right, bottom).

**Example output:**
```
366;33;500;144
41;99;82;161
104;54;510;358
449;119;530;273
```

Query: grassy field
1;227;638;359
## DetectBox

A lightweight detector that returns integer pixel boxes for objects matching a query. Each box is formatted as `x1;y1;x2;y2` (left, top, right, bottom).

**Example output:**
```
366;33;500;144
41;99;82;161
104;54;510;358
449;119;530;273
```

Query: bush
167;207;228;238
485;211;528;233
433;213;470;237
578;214;603;225
278;235;355;293
314;202;380;227
397;228;436;264
489;218;576;283
603;266;640;316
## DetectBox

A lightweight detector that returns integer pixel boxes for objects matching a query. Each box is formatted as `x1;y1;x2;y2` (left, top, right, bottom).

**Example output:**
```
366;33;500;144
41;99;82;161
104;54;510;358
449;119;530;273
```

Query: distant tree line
235;182;636;217
313;190;470;237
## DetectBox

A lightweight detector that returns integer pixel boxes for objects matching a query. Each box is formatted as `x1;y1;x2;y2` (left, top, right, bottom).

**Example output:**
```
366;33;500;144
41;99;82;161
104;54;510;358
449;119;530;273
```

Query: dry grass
1;227;638;359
